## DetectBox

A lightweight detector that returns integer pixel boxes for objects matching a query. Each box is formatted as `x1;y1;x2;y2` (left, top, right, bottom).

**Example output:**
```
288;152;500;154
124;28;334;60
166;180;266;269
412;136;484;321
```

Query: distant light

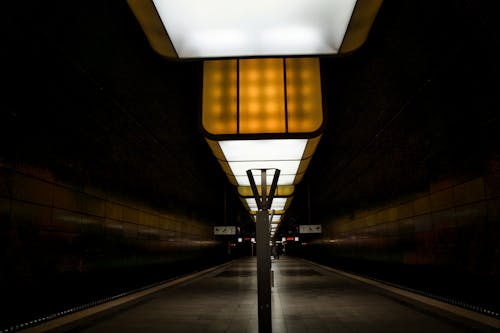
251;238;256;243
295;237;299;241
246;197;287;211
271;215;282;222
238;237;243;243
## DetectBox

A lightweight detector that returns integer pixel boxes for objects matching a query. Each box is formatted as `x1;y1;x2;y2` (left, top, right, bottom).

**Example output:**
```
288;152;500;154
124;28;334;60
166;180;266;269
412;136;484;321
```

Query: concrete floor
44;257;495;333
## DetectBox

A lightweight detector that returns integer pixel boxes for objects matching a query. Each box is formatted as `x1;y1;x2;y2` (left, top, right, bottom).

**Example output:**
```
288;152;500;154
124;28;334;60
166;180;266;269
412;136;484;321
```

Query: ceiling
3;0;499;234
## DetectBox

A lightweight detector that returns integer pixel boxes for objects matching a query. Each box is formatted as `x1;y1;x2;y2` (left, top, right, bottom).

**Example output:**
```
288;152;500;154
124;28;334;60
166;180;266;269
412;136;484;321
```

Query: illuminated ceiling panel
150;0;356;58
245;198;287;212
199;59;325;234
220;139;307;162
235;174;296;187
129;0;383;59
228;161;300;180
219;139;307;186
127;0;384;238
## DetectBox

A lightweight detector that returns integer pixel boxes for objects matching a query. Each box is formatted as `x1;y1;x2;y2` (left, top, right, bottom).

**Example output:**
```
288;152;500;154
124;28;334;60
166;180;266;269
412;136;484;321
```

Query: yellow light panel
202;57;323;136
239;59;286;134
286;58;323;133
202;57;323;219
202;60;237;134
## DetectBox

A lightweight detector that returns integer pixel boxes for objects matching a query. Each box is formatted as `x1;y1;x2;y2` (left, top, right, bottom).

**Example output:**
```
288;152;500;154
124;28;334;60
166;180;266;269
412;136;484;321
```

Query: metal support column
247;169;280;333
256;209;271;333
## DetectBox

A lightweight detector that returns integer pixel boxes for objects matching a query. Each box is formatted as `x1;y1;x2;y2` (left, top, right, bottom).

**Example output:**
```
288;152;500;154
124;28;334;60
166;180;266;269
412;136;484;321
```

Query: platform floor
47;257;494;333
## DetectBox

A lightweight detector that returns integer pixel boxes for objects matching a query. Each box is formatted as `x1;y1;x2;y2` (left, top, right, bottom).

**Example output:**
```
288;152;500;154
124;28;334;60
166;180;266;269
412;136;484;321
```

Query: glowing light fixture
128;0;383;59
202;57;323;222
221;139;306;186
126;3;384;331
246;197;287;212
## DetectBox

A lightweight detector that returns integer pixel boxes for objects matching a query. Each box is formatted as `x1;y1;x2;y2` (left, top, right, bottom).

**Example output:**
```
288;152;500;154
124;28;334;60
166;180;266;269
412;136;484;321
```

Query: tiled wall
315;175;500;274
0;164;224;280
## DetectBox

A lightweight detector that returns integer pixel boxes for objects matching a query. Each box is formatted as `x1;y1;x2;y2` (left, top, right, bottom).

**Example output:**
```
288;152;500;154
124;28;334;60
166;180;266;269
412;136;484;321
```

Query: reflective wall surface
301;174;500;315
0;163;227;329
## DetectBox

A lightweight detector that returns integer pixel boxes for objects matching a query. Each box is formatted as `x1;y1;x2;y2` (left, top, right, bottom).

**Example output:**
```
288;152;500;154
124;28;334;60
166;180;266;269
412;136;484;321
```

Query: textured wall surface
0;163;227;328
301;172;500;313
318;176;499;270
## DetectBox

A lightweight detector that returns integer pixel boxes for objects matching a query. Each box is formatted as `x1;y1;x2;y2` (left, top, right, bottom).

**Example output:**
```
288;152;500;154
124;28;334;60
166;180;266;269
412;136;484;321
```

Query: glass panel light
238;185;295;198
148;0;357;58
286;58;323;133
129;0;384;59
202;59;323;136
271;198;287;211
228;161;300;179
271;215;282;222
198;57;327;224
245;198;259;210
235;174;297;187
239;59;286;133
245;198;287;212
202;60;237;134
220;139;308;186
220;139;307;162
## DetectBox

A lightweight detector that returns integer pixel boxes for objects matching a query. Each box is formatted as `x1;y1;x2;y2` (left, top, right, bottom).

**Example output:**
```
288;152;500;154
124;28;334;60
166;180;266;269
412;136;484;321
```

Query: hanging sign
213;226;236;235
299;225;322;234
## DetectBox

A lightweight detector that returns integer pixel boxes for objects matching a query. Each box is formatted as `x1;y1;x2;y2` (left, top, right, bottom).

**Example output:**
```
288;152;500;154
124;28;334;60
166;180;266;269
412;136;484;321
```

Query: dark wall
0;164;230;328
2;2;248;328
299;176;499;317
289;0;500;315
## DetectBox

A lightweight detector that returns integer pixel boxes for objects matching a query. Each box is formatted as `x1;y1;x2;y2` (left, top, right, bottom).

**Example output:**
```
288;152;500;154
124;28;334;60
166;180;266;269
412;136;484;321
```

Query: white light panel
219;139;307;186
245;198;287;211
228;161;300;178
152;0;357;58
245;198;258;210
271;198;287;211
220;139;307;162
235;174;297;186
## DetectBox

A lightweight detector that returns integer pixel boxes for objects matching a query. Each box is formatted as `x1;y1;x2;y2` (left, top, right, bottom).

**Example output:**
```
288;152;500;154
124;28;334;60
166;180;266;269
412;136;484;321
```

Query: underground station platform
17;256;499;333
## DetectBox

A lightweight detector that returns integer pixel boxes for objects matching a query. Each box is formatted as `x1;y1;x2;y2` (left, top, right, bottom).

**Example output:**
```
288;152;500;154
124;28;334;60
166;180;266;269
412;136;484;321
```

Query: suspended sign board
213;226;236;235
299;225;322;234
